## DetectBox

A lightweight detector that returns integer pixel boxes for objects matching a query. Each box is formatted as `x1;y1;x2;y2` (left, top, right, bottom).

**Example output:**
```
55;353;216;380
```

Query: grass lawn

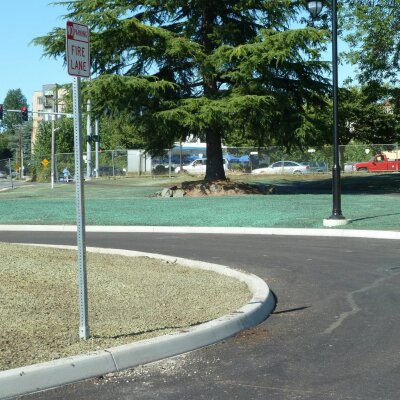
0;172;399;230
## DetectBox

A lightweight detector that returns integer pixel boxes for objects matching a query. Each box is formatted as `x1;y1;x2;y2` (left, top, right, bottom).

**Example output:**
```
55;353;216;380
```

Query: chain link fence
0;158;16;189
50;150;128;181
31;143;399;182
151;143;400;176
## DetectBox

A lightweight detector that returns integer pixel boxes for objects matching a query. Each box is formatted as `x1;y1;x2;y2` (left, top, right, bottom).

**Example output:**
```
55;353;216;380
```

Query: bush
35;167;51;182
229;163;244;172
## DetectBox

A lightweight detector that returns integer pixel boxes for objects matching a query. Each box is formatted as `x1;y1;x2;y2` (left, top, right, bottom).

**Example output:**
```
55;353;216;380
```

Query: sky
0;1;356;109
0;1;70;108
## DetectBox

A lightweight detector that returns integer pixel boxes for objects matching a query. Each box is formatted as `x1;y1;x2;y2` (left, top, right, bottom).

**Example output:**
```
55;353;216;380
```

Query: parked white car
175;158;229;174
251;161;310;175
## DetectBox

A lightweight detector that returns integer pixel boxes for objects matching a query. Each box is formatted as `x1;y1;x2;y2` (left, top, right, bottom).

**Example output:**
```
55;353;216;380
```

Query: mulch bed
155;179;276;197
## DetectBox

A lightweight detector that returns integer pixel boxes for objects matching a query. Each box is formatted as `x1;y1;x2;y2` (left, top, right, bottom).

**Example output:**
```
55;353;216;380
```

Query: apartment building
32;84;67;145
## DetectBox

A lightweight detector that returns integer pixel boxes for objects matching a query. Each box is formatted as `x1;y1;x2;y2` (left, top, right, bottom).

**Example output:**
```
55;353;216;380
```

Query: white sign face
66;21;90;78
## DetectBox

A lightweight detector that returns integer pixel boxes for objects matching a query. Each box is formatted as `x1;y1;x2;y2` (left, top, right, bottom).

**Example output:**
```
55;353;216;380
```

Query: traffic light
21;106;28;121
0;104;3;120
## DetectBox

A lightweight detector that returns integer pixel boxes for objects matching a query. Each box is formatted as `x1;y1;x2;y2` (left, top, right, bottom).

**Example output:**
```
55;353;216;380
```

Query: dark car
300;161;328;173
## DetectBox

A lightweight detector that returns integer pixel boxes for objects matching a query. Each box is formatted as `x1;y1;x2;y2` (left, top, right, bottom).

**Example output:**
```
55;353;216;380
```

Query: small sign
66;21;90;78
41;159;49;167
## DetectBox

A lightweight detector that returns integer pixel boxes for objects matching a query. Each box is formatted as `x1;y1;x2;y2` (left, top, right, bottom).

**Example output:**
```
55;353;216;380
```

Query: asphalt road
2;231;399;400
0;180;19;190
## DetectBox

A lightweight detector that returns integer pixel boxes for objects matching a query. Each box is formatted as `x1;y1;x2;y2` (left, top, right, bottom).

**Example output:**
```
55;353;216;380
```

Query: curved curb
0;246;275;400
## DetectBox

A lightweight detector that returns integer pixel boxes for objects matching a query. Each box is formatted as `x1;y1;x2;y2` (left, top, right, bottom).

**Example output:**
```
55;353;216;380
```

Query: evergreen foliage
34;0;330;180
1;89;31;168
2;89;28;131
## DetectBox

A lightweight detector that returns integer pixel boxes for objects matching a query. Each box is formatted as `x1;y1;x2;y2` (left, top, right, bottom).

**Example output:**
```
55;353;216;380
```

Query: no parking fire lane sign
66;21;90;78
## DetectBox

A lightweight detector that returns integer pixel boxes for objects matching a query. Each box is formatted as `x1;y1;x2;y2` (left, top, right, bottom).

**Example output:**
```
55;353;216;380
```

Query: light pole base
323;217;351;227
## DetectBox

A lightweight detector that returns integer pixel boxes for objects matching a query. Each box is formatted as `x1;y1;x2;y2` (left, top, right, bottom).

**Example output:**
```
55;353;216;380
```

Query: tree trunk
202;6;226;181
205;127;226;181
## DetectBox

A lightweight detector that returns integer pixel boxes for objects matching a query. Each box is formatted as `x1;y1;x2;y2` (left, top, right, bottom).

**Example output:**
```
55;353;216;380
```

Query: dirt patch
155;179;276;197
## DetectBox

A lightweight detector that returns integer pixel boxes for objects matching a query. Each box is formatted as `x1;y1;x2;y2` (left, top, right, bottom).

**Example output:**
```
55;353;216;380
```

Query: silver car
251;161;310;175
175;158;229;174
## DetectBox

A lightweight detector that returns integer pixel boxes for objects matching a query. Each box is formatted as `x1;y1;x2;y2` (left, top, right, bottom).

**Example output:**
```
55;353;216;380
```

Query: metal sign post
72;76;90;340
66;21;90;340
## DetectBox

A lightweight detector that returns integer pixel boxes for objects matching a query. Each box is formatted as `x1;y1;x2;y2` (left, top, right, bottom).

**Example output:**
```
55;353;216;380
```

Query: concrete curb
0;224;399;239
0;246;275;400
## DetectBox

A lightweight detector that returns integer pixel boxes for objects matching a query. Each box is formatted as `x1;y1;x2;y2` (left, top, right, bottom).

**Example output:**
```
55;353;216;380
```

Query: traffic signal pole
18;126;24;179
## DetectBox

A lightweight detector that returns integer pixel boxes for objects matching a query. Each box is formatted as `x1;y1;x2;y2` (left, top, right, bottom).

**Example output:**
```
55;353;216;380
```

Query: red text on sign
71;45;86;57
69;59;87;72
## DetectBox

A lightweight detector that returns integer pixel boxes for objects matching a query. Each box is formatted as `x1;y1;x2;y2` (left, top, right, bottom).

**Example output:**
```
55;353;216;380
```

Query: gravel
0;243;251;371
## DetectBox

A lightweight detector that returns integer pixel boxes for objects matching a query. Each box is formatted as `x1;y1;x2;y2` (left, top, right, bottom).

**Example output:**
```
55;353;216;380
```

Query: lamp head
307;1;323;18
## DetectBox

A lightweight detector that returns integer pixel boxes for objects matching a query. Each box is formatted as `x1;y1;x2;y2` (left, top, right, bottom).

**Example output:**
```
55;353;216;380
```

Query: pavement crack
323;275;387;335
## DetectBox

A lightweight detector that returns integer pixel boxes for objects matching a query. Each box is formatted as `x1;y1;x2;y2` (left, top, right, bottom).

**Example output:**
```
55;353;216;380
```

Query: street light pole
307;0;349;227
329;0;345;223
